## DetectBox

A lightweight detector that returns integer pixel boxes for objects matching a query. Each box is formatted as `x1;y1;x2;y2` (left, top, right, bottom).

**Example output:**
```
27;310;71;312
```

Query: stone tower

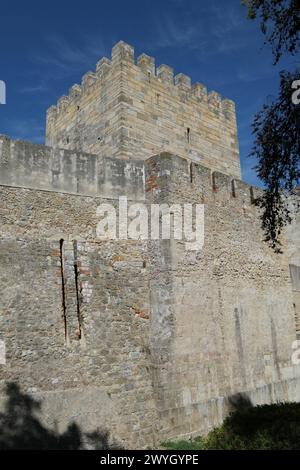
0;41;299;449
46;41;241;178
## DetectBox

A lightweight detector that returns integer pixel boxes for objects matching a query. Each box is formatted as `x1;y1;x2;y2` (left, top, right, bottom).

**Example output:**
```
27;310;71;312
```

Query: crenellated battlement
46;40;241;179
1;130;300;451
5;129;260;211
0;135;254;208
3;33;300;453
47;41;235;123
145;151;258;209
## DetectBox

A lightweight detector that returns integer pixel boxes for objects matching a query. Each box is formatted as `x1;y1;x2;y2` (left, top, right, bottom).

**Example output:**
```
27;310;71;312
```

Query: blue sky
0;0;296;186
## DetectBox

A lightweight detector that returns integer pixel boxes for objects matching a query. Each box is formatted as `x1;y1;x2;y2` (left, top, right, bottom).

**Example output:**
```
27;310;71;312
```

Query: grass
162;437;205;451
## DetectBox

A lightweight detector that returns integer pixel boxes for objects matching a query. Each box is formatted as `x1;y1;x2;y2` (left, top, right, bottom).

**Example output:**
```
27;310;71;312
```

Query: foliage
251;69;300;251
242;0;300;249
243;0;300;64
163;402;300;450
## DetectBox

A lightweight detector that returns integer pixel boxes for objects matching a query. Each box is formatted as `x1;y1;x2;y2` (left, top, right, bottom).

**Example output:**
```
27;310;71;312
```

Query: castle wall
0;142;299;447
286;201;300;339
0;135;145;200
144;153;300;439
0;185;158;448
46;41;241;179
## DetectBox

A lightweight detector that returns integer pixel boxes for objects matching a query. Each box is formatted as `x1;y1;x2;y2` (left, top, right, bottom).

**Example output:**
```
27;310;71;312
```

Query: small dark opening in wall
59;239;67;341
66;137;69;144
148;72;151;82
77;105;80;111
187;127;190;143
190;162;193;184
73;240;82;340
212;173;218;191
156;93;160;105
143;260;147;269
231;180;237;198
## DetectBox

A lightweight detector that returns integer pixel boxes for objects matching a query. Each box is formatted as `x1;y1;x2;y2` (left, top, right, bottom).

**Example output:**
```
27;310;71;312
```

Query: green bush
163;402;300;450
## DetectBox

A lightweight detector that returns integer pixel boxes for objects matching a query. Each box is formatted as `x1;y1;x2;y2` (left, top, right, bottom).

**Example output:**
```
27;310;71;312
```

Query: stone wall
0;143;299;447
0;135;144;200
46;41;241;179
286;199;300;338
145;153;300;440
0;186;158;448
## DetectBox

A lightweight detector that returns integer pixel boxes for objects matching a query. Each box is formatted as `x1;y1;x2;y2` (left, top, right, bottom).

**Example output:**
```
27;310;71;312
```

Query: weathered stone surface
45;42;241;178
0;135;145;200
0;41;299;449
0;149;299;447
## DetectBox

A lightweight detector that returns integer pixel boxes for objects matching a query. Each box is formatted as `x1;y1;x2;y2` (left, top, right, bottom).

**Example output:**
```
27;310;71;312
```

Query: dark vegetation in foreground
3;383;300;450
163;400;300;450
0;383;121;450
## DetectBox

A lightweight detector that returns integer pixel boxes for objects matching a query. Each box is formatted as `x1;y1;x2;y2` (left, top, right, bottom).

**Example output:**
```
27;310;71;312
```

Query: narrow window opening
212;173;218;192
73;240;82;340
190;162;193;184
147;72;151;82
156;93;160;105
187;127;190;143
59;239;67;341
77;105;80;111
231;180;237;198
143;260;147;269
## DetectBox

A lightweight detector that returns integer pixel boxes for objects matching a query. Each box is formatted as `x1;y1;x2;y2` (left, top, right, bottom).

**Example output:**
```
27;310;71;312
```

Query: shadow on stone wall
0;383;121;450
227;392;253;412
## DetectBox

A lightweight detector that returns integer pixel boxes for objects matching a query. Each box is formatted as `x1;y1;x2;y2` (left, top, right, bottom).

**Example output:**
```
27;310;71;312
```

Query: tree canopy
243;0;300;250
244;0;300;63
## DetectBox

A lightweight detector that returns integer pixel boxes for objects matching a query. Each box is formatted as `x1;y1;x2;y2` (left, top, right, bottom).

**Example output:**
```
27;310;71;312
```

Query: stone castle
0;41;300;449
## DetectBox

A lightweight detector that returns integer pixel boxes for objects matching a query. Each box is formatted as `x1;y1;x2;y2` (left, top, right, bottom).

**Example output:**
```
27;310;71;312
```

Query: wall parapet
0;138;259;208
145;152;259;207
0;135;145;200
